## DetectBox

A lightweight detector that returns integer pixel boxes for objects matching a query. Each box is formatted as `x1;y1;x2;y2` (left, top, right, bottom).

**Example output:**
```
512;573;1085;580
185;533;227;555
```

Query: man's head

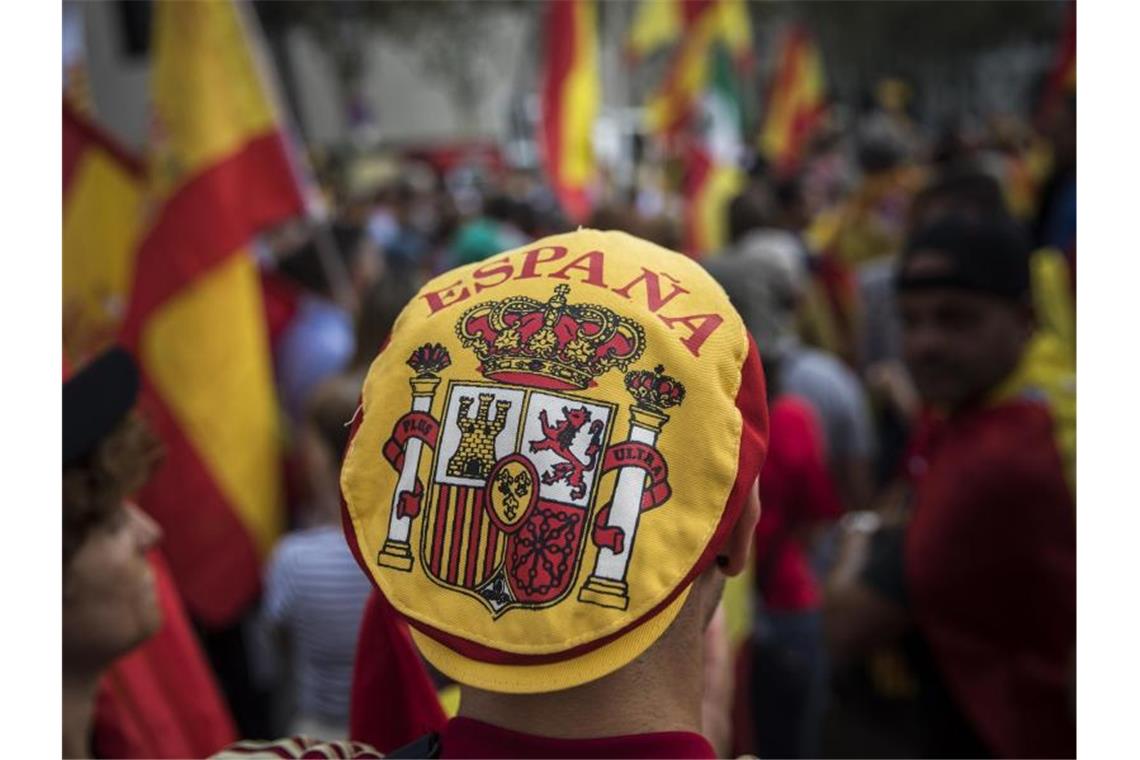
727;183;776;245
63;348;164;672
298;372;365;523
705;230;807;367
895;216;1034;412
908;169;1010;234
341;229;769;696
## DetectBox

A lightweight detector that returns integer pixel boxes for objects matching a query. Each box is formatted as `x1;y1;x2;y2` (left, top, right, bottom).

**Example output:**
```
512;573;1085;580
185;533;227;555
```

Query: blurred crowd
63;41;1076;760
251;85;1074;755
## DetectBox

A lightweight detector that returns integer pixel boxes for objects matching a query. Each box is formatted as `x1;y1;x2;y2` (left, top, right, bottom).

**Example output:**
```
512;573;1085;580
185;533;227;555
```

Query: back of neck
457;606;705;739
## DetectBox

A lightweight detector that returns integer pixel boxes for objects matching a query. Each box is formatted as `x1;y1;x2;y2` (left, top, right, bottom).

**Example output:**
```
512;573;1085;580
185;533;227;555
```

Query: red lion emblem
528;406;605;500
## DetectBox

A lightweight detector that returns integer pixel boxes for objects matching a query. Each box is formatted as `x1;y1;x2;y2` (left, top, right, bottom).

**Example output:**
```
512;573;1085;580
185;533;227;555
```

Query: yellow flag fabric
759;26;826;172
541;0;599;222
63;104;144;365
626;0;684;61
644;0;752;137
122;0;304;626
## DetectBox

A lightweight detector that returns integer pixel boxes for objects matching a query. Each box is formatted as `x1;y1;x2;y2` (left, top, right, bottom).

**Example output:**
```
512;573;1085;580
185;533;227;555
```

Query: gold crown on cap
456;285;645;390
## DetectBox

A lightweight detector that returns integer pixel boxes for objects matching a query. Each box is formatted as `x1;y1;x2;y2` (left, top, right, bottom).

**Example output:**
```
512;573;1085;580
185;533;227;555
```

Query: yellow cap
341;229;769;692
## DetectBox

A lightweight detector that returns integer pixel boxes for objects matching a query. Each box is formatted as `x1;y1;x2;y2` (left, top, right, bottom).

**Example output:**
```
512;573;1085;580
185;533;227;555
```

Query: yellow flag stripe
560;0;599;188
148;0;280;200
140;252;284;555
63;150;144;361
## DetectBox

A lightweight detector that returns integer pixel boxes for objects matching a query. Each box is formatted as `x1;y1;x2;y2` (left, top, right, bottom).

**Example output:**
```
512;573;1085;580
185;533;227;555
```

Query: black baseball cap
63;347;140;467
895;215;1032;302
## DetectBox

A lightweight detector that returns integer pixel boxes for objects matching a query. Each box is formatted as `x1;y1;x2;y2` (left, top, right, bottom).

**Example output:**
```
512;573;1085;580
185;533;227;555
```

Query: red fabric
348;590;447;753
92;551;237;759
681;144;713;259
763;27;827;177
383;412;442;519
121;131;304;346
539;0;591;223
753;396;843;612
260;268;303;352
904;400;1075;759
813;253;858;360
132;379;264;628
439;717;715;759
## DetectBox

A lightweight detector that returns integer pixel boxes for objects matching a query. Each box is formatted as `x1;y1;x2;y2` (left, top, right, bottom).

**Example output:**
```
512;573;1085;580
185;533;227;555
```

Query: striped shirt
263;525;373;725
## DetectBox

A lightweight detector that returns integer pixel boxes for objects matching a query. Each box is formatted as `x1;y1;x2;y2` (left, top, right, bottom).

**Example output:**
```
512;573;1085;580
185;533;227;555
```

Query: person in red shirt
750;392;844;758
825;215;1075;758
706;216;846;758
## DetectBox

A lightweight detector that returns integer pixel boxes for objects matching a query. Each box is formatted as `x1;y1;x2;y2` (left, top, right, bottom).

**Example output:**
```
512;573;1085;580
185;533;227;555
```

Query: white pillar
378;376;440;571
578;406;669;609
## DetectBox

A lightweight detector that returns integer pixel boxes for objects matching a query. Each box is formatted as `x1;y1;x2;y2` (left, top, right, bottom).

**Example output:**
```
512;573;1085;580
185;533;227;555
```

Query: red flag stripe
680;0;716;26
431;485;451;577
465;489;485;588
767;28;807;114
447;487;469;584
682;147;714;257
540;1;575;218
134;374;263;627
121;131;303;346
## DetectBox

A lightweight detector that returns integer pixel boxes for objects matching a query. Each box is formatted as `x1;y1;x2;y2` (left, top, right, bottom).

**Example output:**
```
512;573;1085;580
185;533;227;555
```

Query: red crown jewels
625;364;686;413
456;284;646;390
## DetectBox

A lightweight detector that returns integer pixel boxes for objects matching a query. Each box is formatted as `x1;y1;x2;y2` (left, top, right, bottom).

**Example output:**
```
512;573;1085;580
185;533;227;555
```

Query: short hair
305;374;363;462
354;270;420;368
727;185;775;245
62;415;162;568
704;230;806;357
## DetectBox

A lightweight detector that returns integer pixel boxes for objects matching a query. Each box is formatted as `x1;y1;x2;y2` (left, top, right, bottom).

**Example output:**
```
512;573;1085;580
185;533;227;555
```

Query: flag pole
235;0;357;314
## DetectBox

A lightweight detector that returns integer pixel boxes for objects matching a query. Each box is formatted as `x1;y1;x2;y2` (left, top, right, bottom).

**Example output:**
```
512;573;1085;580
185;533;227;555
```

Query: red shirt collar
439;717;716;759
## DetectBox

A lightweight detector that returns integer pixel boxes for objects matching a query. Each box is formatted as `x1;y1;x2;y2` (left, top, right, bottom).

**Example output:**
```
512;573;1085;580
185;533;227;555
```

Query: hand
866;360;919;421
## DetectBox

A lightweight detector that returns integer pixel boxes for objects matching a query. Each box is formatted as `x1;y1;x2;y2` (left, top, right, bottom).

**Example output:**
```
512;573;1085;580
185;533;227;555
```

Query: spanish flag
540;0;599;224
626;0;713;63
682;44;745;257
758;25;826;175
63;103;144;366
643;0;752;138
93;553;238;758
120;0;305;627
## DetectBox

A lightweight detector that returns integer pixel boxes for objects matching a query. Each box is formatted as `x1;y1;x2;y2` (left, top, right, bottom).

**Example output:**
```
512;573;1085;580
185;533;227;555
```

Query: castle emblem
377;286;685;615
447;394;510;479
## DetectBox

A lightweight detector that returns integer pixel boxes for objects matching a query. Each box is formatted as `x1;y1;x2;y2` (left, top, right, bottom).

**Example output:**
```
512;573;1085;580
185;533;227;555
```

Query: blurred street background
62;2;1076;757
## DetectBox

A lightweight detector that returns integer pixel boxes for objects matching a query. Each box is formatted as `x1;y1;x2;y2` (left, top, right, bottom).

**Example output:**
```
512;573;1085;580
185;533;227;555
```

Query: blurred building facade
72;1;1065;155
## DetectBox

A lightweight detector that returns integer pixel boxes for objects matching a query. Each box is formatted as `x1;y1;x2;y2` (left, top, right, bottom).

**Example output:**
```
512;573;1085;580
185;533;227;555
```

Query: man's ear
718;477;760;577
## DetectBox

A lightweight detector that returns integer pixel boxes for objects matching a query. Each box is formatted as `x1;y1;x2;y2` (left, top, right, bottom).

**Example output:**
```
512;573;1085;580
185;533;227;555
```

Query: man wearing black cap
825;215;1075;758
63;348;164;758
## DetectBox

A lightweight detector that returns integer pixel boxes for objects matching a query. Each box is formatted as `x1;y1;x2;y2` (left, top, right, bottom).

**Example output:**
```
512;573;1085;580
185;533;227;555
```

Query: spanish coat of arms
375;285;686;615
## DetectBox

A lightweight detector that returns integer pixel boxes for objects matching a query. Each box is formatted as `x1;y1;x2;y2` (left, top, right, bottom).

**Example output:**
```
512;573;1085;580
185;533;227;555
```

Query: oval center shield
486;454;539;534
